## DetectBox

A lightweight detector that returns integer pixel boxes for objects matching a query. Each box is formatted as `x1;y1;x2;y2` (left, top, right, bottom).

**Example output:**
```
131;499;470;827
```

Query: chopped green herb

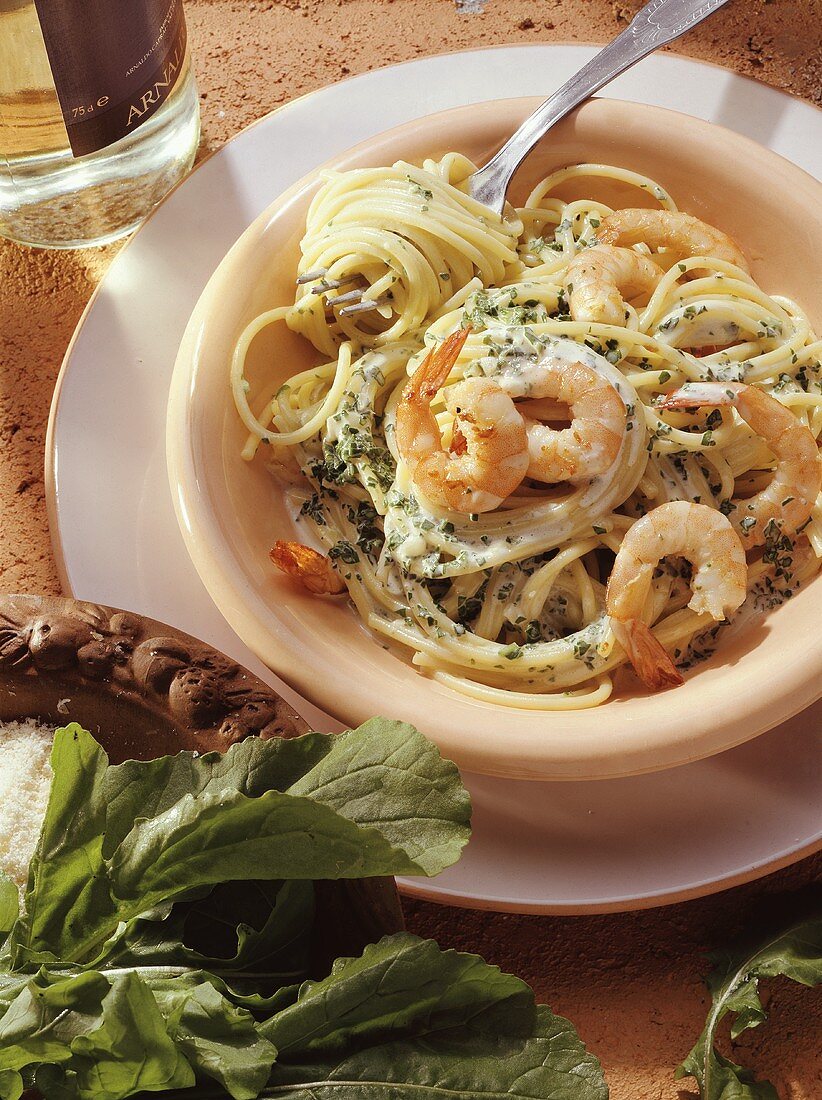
500;643;523;661
329;540;360;564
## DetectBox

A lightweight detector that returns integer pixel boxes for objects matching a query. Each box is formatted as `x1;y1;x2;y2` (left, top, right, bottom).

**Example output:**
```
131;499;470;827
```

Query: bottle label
32;0;188;158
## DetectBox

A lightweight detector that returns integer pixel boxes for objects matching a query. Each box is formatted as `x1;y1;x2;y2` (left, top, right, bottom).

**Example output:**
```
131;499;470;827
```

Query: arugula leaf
0;726;608;1100
285;718;472;875
0;970;195;1099
113;934;606;1100
261;932;535;1052
261;1009;605;1099
185;881;311;980
31;1064;78;1100
14;721;469;965
0;961;282;1099
109;785;413;896
0;970;108;1074
677;914;822;1099
0;1071;21;1100
0;968;277;1100
15;725;111;964
0;936;607;1100
153;980;277;1099
263;935;606;1100
103;880;316;994
69;973;195;1099
0;879;16;941
100;717;468;859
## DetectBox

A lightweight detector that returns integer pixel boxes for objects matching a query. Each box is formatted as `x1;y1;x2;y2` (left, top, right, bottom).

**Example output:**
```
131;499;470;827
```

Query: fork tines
339;298;386;316
295;268;385;317
295;268;327;285
325;288;364;306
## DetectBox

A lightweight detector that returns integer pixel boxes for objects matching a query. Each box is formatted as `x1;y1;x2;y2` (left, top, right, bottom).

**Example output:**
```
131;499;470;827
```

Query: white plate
47;46;822;913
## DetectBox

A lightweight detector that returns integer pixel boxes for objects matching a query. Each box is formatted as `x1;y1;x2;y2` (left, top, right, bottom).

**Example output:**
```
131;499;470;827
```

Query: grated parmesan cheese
0;719;54;894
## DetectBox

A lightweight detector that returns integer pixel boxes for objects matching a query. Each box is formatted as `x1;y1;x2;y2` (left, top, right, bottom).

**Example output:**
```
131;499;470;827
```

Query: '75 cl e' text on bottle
0;0;200;249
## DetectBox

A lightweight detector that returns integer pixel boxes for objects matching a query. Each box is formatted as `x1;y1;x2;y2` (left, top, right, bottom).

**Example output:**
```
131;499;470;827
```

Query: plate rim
46;45;822;912
400;831;822;915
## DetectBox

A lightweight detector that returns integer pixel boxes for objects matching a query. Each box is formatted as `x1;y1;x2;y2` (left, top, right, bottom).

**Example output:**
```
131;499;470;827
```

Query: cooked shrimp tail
612;618;684;691
271;540;347;595
606;501;748;690
663;382;822;545
661;381;743;412
407;326;471;404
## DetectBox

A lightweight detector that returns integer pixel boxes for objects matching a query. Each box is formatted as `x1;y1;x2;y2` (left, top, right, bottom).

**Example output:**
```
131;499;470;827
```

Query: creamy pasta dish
231;156;822;711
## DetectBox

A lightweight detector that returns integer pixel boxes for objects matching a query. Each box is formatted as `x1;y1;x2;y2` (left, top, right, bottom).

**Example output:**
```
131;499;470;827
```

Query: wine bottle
0;0;200;249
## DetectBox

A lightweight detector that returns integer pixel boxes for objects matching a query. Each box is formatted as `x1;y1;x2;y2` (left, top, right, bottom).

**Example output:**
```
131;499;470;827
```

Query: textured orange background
0;1;820;1096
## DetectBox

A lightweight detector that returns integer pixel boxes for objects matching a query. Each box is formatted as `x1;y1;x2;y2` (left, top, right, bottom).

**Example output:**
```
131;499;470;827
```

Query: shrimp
606;501;748;690
503;358;626;484
597;209;749;272
565;245;663;326
395;327;529;513
271;541;346;595
663;382;822;545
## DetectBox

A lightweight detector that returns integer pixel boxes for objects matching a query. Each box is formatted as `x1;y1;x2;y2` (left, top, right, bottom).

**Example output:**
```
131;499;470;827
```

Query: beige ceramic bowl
168;97;822;781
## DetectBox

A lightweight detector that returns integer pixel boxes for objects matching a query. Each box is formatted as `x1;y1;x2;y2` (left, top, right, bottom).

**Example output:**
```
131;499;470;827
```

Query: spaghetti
231;157;822;710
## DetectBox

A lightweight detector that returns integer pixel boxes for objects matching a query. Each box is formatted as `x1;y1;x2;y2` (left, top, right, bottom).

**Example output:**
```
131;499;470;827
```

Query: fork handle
470;0;733;214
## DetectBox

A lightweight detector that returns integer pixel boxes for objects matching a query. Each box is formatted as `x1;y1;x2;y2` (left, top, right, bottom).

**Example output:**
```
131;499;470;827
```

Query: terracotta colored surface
0;1;819;1096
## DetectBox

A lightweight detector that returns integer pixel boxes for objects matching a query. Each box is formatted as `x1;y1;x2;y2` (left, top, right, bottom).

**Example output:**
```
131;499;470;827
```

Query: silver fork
299;0;733;316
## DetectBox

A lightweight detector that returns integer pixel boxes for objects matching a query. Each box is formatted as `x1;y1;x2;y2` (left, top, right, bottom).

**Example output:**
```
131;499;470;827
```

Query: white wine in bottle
0;0;200;249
